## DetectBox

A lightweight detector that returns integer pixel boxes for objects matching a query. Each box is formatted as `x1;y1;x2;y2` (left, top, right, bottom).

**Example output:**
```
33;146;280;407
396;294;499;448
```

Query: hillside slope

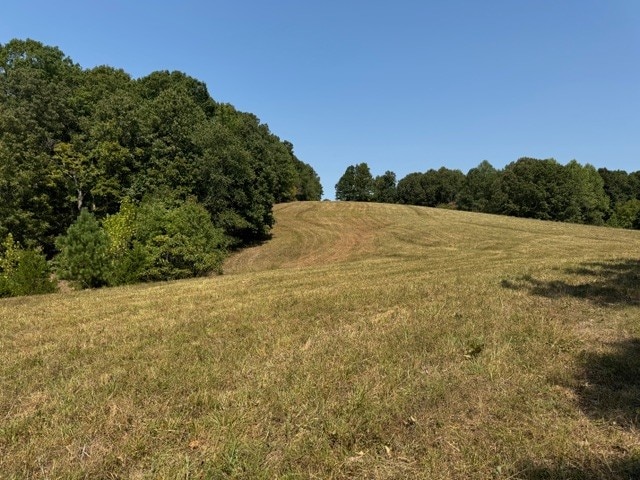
2;202;640;479
226;201;638;275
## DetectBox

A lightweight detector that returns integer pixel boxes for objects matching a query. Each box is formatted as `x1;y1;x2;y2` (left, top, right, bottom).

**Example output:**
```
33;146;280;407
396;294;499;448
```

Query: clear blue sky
2;1;639;198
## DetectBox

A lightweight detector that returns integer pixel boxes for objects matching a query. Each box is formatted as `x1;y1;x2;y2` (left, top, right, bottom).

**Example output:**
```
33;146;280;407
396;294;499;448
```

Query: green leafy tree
102;198;142;285
55;209;110;288
426;167;466;207
598;168;640;220
284;141;323;201
293;159;323;201
498;158;579;221
194;118;274;241
458;161;501;212
134;87;206;198
397;172;427;205
1;38;322;257
373;171;397;203
102;198;227;285
0;234;56;297
396;168;465;207
566;161;609;225
131;199;227;281
335;163;374;201
51;142;98;211
607;199;640;229
0;39;81;251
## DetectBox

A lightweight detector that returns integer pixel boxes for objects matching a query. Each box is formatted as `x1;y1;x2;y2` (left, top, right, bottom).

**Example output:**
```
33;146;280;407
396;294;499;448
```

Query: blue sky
2;1;639;198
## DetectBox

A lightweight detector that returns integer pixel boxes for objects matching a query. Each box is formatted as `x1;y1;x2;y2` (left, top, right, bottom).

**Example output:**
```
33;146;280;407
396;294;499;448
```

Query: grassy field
1;201;639;479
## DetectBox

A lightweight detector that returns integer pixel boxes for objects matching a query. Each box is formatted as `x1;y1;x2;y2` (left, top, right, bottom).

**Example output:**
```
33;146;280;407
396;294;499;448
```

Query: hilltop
1;202;639;478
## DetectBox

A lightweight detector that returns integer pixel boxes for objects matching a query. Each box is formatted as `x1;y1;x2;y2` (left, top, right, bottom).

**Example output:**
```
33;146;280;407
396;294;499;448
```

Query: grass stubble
1;202;639;479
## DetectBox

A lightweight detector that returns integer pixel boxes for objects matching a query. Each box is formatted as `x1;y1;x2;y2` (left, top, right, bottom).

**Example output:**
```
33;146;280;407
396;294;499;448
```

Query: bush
134;198;227;281
607;199;640;229
103;198;227;285
0;234;56;297
54;200;228;289
55;209;110;288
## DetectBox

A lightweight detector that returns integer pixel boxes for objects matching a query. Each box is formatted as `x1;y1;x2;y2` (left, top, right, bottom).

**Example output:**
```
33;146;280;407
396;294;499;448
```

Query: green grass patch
2;202;640;478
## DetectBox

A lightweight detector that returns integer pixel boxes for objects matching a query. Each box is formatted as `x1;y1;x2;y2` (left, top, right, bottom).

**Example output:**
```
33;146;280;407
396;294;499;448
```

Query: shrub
607;199;640;229
55;209;110;288
103;198;228;285
134;198;227;281
0;234;56;297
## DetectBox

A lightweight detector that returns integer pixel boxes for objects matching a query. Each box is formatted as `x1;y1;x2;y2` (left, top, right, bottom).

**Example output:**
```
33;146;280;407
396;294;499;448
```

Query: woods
336;159;640;228
0;39;322;295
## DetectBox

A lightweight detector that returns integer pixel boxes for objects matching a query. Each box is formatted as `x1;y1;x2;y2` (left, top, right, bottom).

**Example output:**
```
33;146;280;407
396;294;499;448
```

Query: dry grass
2;201;640;479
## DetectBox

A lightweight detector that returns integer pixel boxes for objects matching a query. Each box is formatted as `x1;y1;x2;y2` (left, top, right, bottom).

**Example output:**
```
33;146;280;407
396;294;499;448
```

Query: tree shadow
513;340;640;479
517;337;640;478
501;259;640;307
576;338;640;428
516;456;640;480
502;260;640;478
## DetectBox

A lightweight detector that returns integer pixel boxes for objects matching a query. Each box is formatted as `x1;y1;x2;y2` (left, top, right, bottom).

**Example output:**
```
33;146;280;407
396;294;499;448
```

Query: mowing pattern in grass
2;202;640;479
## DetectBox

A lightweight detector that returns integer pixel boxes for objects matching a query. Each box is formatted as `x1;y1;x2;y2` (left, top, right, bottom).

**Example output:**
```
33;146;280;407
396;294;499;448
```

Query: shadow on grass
516;339;640;479
501;260;640;424
576;338;640;429
501;259;640;307
230;233;273;251
516;456;640;480
502;260;640;478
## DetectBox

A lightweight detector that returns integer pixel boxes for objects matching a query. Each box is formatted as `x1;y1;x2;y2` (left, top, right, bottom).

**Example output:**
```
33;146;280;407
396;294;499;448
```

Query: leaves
1;38;321;260
336;163;375;201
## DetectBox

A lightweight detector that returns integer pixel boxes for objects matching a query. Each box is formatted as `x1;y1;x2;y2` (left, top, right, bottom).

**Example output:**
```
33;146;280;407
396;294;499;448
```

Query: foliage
497;158;572;221
396;167;464;207
392;158;637;230
285;142;323;201
0;234;56;297
132;198;227;282
102;198;228;286
598;168;640;213
457;160;501;212
55;209;110;289
372;170;397;203
607;199;640;229
565;161;609;225
335;163;374;201
397;172;427;205
0;39;81;252
0;38;321;258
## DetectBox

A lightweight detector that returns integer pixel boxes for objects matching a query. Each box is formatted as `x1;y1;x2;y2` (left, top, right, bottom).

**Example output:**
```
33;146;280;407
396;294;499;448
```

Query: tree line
336;159;640;229
0;39;322;296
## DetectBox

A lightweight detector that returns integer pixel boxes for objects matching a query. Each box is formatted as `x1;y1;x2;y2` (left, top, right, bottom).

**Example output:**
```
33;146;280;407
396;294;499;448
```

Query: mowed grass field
2;201;640;479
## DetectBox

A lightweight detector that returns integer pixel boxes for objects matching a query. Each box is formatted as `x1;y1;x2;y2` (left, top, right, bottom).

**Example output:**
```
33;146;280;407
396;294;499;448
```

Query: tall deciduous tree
373;171;397;203
458;161;501;212
397;172;427;205
498;158;578;221
0;39;81;250
335;163;374;201
1;38;322;256
566;160;609;225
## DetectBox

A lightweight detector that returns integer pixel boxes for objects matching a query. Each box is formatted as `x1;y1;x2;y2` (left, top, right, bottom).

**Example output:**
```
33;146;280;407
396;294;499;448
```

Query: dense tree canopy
338;158;639;231
0;39;322;256
0;38;322;295
457;160;501;213
396;167;464;207
373;171;397;203
335;163;374;201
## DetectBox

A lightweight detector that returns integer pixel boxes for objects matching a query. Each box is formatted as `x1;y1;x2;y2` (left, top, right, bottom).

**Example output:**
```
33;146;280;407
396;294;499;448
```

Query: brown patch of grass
2;202;640;478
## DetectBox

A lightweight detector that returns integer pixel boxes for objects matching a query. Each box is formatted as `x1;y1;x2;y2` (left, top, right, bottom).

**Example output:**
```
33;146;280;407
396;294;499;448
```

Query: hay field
1;201;639;478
